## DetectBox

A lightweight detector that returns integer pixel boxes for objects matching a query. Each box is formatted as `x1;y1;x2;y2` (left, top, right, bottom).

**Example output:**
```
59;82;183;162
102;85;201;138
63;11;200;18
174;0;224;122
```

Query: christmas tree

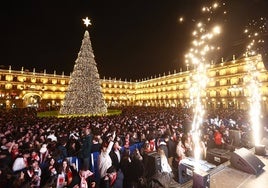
60;19;107;115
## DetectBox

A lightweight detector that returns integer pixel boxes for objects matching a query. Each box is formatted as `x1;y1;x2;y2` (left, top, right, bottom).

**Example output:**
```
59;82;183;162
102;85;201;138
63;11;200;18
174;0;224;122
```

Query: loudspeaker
261;137;268;149
193;169;210;188
229;130;241;147
144;152;161;178
255;144;266;156
178;160;194;184
230;147;265;175
206;148;230;165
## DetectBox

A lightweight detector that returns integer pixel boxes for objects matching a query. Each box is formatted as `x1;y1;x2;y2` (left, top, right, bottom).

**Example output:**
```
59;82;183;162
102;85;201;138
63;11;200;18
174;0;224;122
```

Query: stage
178;148;268;188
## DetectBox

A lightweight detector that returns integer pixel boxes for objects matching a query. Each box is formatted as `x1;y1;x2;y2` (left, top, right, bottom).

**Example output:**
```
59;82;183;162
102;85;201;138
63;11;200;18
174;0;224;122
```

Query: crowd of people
0;106;266;188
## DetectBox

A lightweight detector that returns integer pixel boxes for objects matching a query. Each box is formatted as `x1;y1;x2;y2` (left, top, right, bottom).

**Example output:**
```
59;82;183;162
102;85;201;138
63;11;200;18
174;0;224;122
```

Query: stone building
0;55;267;113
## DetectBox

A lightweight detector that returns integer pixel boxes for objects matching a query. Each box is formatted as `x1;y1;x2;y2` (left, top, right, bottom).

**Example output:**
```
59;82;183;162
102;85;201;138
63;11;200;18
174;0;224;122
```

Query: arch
22;93;42;108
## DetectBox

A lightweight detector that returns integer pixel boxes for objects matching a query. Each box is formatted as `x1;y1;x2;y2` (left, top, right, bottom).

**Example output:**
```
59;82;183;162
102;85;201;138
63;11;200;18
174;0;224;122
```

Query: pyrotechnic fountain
244;17;267;155
179;2;266;186
185;1;224;162
178;2;226;186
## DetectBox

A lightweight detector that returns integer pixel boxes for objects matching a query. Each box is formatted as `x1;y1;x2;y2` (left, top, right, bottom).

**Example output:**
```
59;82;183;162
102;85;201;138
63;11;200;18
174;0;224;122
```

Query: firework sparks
178;16;184;23
185;1;225;161
244;17;267;146
244;17;267;56
248;66;262;145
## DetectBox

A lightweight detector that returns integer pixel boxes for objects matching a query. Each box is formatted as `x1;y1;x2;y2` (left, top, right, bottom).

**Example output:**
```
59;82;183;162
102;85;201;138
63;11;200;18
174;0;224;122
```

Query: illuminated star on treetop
83;17;91;27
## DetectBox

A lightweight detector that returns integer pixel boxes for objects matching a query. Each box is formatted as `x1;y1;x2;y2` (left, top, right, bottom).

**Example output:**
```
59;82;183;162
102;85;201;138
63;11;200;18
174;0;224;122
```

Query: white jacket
98;141;114;178
12;157;27;172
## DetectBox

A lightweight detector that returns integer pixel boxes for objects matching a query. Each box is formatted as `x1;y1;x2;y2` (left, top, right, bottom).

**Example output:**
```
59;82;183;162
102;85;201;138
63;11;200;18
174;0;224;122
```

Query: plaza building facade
1;55;268;113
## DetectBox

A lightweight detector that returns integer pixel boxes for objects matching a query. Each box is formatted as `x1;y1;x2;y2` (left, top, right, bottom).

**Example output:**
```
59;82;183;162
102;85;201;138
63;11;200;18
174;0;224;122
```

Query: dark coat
79;134;92;158
100;170;124;188
167;139;177;158
57;145;68;160
129;157;145;182
109;149;121;171
158;142;168;158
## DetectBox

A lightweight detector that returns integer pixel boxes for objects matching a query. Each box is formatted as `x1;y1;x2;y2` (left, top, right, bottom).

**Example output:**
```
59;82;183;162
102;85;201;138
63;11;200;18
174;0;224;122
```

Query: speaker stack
144;151;161;178
178;158;213;186
178;160;194;184
206;148;231;166
255;144;266;156
230;147;265;175
193;168;210;188
229;129;241;147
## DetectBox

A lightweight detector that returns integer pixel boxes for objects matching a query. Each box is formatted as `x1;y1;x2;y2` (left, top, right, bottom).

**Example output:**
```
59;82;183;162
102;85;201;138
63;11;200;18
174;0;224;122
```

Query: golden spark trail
244;17;267;146
185;1;225;162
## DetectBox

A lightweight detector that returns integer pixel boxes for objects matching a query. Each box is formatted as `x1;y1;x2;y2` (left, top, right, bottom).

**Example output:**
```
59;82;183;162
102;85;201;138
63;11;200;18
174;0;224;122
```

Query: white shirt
12;157;27;172
160;155;172;174
47;134;57;142
98;141;114;178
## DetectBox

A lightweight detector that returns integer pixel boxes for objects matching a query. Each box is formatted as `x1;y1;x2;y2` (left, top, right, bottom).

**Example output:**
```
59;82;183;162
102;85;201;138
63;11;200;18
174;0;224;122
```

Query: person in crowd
73;169;95;188
33;140;42;152
158;148;173;175
47;130;57;142
129;148;146;188
12;171;28;188
91;135;102;153
10;141;20;161
41;157;58;187
120;148;132;188
12;149;30;173
79;126;93;171
57;158;77;187
149;136;156;152
109;140;121;171
124;133;130;148
182;133;193;157
102;165;123;188
140;141;151;156
203;133;214;150
30;150;40;162
222;128;232;147
57;138;68;160
98;132;115;187
1;166;16;187
167;134;177;168
24;159;42;187
0;141;13;169
139;132;147;143
158;134;169;158
0;106;258;187
67;138;80;157
176;138;187;163
214;129;223;148
39;144;49;165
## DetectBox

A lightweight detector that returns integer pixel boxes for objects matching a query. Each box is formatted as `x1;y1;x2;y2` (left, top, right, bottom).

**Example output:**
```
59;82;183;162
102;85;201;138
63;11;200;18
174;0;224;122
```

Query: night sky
0;0;267;81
